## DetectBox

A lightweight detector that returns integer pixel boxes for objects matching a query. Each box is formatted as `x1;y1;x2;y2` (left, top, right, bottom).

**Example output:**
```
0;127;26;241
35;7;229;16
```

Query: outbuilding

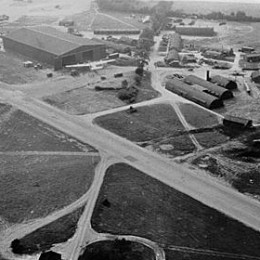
2;26;106;70
251;71;260;83
168;33;183;52
165;78;223;109
223;115;253;129
210;75;237;90
184;75;233;100
174;26;215;36
164;49;179;64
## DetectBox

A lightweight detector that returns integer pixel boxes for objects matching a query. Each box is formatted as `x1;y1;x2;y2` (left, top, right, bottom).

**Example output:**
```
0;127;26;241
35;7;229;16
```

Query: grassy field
14;207;84;254
178;103;220;129
95;104;186;142
0;52;52;85
0;154;98;223
79;240;155;260
95;104;196;157
191;127;260;198
91;163;260;256
44;71;159;115
0;107;95;152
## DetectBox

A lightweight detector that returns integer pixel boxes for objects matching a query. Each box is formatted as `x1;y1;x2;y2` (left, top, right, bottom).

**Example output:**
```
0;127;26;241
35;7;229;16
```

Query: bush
117;86;139;103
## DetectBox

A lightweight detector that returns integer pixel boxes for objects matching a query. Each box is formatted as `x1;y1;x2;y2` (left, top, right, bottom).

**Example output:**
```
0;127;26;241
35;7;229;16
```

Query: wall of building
2;38;57;65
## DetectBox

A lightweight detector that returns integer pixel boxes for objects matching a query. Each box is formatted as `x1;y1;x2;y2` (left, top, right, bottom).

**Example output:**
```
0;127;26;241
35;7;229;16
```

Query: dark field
0;106;95;152
0;155;98;223
79;240;155;260
179;103;220;129
13;207;84;254
92;163;260;257
95;104;185;142
95;104;196;157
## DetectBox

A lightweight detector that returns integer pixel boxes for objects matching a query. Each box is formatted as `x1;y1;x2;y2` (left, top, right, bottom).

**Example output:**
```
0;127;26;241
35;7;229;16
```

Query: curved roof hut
210;75;237;90
184;75;233;100
165;78;223;109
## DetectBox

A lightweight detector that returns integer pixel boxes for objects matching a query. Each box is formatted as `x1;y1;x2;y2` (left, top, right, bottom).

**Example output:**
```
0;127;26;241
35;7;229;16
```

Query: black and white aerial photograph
0;0;260;259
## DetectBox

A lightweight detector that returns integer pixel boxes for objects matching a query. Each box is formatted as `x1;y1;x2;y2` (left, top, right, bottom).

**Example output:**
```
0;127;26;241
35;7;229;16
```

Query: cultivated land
0;104;95;152
95;104;196;157
79;240;155;260
0;154;98;224
92;163;260;256
44;71;159;115
14;207;85;254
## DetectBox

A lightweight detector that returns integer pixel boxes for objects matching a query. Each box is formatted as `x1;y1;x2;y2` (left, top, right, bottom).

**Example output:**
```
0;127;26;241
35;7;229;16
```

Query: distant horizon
142;0;260;4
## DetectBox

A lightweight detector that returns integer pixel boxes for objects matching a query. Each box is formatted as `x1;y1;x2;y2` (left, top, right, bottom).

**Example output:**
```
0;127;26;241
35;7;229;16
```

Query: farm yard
0;154;98;224
91;163;260;256
44;70;159;115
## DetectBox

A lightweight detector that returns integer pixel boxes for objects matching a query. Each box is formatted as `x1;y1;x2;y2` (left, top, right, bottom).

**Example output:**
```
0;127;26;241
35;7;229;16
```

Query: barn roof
3;26;104;56
168;33;183;52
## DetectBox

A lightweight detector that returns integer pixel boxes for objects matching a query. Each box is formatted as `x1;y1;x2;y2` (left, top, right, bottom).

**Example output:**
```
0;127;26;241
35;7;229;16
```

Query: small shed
223;115;253;129
251;71;260;83
210;75;237;90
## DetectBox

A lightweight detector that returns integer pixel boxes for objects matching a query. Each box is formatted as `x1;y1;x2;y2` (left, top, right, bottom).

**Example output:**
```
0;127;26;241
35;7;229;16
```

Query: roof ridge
25;26;82;47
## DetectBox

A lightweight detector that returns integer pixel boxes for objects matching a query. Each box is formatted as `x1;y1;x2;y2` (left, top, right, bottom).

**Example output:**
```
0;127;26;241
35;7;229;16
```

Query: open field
191;128;260;199
95;104;196;157
178;103;220;129
0;154;98;224
92;163;260;256
79;240;155;260
0;105;95;151
13;207;84;254
44;71;159;115
0;52;54;85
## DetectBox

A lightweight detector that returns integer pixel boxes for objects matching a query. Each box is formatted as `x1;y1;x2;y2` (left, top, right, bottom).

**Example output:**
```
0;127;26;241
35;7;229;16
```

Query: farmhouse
166;78;223;109
174;26;215;37
2;26;106;70
184;75;233;100
210;75;237;90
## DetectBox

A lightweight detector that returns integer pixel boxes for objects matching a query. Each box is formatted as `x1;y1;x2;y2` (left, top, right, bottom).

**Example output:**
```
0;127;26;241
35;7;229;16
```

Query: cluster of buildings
166;73;237;109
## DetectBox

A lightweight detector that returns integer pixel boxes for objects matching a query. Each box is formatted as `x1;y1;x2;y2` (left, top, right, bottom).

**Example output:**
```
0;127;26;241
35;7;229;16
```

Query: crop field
44;71;159;115
12;15;58;26
14;207;84;254
95;104;196;157
0;52;52;85
0;105;95;152
79;240;155;260
91;163;260;256
0;154;98;224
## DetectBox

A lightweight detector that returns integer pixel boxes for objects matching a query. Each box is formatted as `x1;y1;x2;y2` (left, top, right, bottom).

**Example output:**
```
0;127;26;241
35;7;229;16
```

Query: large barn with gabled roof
2;26;106;70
